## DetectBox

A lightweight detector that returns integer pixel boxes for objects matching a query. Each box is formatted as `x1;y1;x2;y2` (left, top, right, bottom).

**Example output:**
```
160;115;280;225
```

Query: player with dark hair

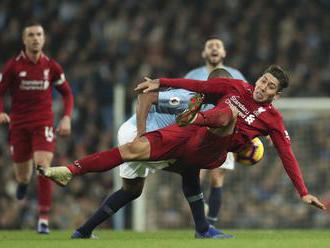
40;65;325;228
184;38;246;226
66;69;235;239
0;22;74;233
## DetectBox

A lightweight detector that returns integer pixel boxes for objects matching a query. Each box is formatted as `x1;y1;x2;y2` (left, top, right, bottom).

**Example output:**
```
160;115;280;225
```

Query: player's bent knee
15;174;31;183
122;178;144;198
121;138;150;161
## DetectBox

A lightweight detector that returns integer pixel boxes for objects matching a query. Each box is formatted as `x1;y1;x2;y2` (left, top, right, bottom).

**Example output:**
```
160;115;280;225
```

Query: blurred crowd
0;0;329;229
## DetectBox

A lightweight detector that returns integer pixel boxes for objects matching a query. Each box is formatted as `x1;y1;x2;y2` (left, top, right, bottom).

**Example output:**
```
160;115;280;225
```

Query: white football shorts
118;120;171;179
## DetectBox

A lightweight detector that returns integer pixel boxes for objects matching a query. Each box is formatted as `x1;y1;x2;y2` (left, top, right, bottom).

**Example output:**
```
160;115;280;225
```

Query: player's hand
0;112;10;124
134;77;160;93
57;115;71;136
302;194;326;210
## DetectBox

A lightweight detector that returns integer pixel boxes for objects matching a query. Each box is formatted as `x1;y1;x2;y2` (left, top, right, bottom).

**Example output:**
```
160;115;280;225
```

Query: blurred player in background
67;69;234;239
0;22;74;234
185;37;246;226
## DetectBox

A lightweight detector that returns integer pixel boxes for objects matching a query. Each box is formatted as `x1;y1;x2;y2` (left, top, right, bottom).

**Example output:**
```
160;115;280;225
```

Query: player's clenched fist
0;112;10;124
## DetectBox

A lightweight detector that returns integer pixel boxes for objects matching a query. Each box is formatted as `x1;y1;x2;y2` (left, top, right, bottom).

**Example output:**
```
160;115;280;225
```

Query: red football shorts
144;124;232;168
9;124;56;163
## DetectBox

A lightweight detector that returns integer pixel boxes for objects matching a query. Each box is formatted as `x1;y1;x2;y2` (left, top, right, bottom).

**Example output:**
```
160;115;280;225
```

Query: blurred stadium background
0;0;330;231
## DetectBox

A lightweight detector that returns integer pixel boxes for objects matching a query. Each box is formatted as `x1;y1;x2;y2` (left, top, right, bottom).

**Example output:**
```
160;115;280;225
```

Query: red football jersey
160;77;308;196
0;51;73;127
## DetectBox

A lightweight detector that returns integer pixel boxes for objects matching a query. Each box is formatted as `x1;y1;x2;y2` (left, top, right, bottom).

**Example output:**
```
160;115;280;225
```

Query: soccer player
40;65;325;220
0;22;74;234
67;69;234;239
185;37;246;226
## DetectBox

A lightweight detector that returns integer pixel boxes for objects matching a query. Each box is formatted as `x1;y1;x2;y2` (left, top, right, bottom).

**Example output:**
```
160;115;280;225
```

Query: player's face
253;73;280;103
23;26;45;54
202;39;226;66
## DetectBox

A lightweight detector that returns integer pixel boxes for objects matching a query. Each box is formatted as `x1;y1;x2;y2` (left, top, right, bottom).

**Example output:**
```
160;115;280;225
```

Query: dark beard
206;57;223;67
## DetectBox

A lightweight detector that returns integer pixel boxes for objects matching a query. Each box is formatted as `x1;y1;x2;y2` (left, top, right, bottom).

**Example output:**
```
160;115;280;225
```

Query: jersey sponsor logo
225;95;257;125
20;80;50;90
19;71;27;77
169;96;181;106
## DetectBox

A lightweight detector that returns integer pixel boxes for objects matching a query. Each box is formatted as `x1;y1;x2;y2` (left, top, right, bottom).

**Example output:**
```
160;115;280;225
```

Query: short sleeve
158;89;195;112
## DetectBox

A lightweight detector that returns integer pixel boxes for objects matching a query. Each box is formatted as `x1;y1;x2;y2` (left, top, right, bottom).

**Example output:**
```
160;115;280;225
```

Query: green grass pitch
0;230;329;248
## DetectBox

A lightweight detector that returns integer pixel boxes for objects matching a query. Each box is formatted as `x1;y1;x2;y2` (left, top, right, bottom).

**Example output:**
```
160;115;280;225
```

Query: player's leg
33;151;53;234
180;167;209;233
13;160;33;200
10;127;33;200
207;169;225;225
207;153;235;226
38;135;152;186
73;177;145;238
180;166;233;239
72;120;149;238
32;125;56;234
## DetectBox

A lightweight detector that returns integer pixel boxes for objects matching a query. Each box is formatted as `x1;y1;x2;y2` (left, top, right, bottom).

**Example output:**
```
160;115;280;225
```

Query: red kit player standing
0;22;74;233
39;65;325;212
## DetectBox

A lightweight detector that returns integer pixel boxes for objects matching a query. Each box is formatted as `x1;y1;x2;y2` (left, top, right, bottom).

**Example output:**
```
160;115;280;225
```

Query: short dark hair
264;65;289;91
22;21;44;35
205;36;222;42
208;68;233;79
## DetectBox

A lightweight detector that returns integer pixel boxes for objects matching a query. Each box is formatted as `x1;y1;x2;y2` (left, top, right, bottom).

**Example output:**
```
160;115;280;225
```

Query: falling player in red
39;65;325;212
0;22;74;233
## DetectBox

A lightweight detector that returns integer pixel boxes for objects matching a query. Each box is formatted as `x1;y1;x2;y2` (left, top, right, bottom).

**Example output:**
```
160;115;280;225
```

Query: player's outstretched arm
135;77;160;93
136;92;158;136
302;194;326;210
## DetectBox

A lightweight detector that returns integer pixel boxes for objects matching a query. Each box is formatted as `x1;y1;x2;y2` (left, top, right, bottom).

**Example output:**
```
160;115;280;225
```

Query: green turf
0;230;329;248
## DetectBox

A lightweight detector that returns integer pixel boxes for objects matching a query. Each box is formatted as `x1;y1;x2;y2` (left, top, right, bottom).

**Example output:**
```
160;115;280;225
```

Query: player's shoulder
46;57;64;72
184;66;207;79
5;52;25;66
265;104;284;122
223;65;246;80
1;55;20;72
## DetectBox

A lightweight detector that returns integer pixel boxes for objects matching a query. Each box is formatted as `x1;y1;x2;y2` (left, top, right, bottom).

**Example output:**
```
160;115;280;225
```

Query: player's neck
206;63;224;73
25;50;42;63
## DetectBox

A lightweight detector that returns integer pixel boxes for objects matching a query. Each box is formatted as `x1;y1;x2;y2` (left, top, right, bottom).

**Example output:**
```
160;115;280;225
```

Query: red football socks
68;147;124;175
37;175;52;218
